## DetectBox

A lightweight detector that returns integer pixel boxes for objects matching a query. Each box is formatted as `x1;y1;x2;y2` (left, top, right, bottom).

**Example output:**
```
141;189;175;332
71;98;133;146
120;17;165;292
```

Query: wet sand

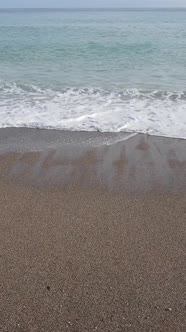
0;128;186;332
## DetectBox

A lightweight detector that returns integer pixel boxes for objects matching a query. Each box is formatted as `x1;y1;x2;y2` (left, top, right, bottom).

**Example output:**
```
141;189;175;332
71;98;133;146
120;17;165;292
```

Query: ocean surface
0;9;186;138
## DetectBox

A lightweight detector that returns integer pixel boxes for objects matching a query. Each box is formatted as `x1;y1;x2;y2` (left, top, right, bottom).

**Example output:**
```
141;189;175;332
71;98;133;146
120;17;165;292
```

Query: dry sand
0;129;185;332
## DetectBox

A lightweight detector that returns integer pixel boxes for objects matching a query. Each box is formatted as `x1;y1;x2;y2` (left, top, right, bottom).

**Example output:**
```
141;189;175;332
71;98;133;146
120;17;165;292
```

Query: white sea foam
0;83;186;139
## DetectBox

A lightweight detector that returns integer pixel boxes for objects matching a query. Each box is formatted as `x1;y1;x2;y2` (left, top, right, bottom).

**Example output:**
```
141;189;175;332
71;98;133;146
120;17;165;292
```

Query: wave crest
1;82;186;100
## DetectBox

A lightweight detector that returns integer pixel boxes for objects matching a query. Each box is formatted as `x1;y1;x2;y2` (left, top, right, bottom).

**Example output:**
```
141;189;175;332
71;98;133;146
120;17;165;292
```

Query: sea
0;8;186;139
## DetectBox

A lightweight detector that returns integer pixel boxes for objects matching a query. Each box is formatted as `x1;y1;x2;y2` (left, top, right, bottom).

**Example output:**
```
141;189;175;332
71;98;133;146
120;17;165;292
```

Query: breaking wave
0;82;186;139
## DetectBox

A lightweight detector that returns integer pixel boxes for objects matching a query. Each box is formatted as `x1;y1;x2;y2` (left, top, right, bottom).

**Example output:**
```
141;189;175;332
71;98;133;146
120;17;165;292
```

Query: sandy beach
0;128;186;332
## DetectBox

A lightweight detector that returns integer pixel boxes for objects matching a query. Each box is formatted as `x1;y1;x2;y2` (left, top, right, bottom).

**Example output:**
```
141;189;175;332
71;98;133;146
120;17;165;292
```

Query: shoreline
0;127;186;193
0;128;186;331
0;127;186;149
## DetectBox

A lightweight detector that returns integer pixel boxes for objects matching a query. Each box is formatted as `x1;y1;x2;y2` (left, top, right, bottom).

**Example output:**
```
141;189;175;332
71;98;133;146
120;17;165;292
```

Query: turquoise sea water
0;9;186;138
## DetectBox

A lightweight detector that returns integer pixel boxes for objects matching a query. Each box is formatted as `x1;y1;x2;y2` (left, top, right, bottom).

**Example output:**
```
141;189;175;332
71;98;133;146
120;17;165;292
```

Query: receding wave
0;83;186;139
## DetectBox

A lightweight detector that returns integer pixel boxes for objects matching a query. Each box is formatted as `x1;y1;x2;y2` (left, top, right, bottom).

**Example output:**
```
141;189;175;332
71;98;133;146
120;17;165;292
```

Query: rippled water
0;9;186;138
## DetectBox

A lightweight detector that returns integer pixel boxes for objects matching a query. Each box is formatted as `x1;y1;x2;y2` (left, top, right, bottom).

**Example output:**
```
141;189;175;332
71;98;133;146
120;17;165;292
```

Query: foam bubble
0;83;185;139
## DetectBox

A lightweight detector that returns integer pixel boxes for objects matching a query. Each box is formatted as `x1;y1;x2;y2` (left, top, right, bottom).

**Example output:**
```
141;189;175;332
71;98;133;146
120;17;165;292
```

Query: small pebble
165;307;172;312
154;305;159;309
